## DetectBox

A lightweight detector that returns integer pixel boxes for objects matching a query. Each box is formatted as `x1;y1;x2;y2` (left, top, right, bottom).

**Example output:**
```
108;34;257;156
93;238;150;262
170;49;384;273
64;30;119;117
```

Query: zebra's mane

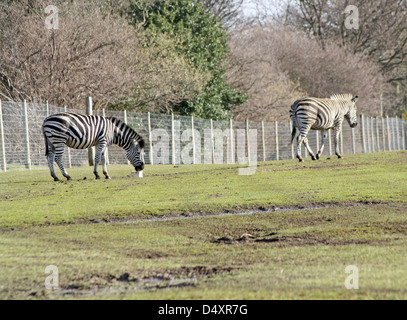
108;116;145;149
330;93;354;101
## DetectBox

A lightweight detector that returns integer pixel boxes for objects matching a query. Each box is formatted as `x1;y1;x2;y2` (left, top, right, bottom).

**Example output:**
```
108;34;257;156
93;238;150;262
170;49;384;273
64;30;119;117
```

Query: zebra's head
345;96;358;128
127;138;145;172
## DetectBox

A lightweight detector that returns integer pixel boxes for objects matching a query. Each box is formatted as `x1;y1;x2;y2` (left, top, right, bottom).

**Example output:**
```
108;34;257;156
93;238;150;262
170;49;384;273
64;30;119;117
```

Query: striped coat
290;94;358;162
42;113;145;181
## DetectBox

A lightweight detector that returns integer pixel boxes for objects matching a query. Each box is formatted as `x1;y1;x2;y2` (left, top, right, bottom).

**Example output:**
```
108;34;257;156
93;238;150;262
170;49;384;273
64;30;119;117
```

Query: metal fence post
148;112;153;165
375;117;380;152
289;120;295;159
275;121;279;161
171;113;175;165
123;110;130;165
396;117;401;151
191;116;196;165
360;114;366;153
102;108;109;166
386;116;392;151
64;105;72;168
230;119;235;163
366;117;371;153
351;127;356;154
391;117;396;151
371;117;375;153
401;116;406;150
246;119;250;163
210;119;215;164
0;100;6;172
123;109;128;124
261;120;266;162
86;97;95;166
381;117;386;151
23;100;31;170
328;129;332;156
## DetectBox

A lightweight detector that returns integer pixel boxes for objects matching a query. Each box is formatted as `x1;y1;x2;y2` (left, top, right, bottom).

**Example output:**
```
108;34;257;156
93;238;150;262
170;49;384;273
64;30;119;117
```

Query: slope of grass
0;152;406;229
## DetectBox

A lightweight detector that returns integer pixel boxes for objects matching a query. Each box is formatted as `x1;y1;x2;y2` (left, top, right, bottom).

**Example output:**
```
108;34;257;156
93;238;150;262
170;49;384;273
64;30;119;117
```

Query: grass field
0;152;406;299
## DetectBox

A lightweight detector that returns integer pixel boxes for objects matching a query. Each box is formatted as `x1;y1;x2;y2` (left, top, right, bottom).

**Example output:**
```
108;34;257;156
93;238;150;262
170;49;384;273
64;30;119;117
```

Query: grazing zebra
42;113;145;181
290;94;358;162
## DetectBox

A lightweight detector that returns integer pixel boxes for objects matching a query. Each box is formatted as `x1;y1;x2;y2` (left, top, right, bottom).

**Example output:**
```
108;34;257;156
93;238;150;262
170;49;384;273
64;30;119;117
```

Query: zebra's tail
291;122;297;145
42;126;50;157
289;105;297;144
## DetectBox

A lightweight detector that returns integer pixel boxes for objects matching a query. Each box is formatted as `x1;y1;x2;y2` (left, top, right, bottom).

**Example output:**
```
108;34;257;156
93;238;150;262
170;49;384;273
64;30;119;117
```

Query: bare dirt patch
51;266;234;298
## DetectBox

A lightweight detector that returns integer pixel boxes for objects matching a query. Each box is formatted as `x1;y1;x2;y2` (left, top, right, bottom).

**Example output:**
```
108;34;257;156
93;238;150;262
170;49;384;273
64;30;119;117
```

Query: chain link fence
0;99;406;172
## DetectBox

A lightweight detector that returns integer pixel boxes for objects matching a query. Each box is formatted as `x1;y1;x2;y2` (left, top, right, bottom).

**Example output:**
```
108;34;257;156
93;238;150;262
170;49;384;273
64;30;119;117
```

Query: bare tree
246;0;407;114
282;0;407;75
0;0;206;111
228;24;394;120
227;24;306;121
198;0;244;28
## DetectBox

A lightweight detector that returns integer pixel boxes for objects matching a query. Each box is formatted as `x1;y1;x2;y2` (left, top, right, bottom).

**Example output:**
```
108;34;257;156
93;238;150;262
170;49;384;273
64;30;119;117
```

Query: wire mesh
0;100;405;172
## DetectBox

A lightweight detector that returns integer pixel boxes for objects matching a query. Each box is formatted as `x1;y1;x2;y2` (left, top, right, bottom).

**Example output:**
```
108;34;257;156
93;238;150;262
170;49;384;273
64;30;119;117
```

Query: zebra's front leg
316;130;327;160
334;127;342;159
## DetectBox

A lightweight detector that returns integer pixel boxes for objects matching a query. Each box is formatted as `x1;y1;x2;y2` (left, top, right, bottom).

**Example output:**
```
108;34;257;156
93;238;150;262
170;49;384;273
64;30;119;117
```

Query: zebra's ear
352;96;358;103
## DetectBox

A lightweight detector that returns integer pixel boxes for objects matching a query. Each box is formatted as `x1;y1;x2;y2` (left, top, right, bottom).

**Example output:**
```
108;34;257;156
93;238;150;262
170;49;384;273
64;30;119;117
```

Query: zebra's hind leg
297;126;312;162
47;151;60;181
303;138;317;160
296;135;304;162
54;147;72;181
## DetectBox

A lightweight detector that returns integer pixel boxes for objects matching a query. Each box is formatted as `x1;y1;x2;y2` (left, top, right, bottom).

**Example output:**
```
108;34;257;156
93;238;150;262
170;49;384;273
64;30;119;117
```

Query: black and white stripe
42;113;145;181
290;94;358;162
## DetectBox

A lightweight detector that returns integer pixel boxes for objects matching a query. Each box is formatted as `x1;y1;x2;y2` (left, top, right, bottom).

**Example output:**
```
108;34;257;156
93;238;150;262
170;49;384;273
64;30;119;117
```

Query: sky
241;0;261;17
241;0;282;18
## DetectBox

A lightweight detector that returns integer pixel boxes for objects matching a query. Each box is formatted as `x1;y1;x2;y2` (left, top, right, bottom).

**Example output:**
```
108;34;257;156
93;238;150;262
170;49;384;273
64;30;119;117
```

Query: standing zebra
42;113;145;181
290;94;358;162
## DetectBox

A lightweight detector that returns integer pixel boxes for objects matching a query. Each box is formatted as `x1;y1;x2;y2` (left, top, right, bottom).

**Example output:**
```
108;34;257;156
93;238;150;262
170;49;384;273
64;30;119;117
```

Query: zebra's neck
340;101;352;118
109;118;142;150
330;94;353;118
113;128;133;150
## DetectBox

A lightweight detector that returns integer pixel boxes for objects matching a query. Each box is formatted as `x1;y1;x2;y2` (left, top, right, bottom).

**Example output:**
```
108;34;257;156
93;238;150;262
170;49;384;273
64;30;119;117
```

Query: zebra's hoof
66;176;72;181
316;154;320;160
95;176;101;180
53;177;60;182
298;158;304;162
105;176;111;180
311;156;317;161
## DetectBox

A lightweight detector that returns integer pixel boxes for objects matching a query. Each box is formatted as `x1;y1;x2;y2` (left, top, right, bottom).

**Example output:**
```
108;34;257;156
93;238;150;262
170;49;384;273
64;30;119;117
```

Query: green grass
1;152;406;228
0;152;406;299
